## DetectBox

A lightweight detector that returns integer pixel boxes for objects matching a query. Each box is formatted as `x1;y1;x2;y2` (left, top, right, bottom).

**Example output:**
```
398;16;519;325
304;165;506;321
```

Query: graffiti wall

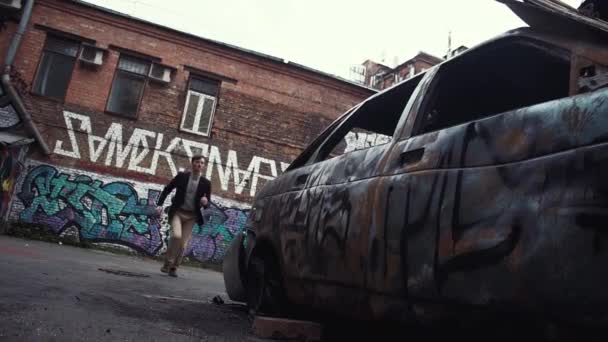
54;111;290;198
0;145;26;223
8;160;249;263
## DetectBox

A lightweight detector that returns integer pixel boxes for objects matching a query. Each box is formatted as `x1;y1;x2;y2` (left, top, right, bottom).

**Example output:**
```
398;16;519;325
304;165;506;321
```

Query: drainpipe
1;0;51;155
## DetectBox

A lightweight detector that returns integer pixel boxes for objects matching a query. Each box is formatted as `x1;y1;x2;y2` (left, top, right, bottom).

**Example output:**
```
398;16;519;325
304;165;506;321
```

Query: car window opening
415;39;572;136
316;74;424;162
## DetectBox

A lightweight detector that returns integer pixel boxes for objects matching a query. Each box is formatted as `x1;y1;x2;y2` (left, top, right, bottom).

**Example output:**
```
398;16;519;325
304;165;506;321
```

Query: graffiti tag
13;163;250;263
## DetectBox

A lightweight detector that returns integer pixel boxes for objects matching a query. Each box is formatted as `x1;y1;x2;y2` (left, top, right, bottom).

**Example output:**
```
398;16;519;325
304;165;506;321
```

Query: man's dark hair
191;154;206;163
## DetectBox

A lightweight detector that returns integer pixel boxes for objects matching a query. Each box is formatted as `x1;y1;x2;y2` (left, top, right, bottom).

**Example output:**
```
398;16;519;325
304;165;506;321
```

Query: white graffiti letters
53;111;288;198
344;131;392;153
55;112;91;158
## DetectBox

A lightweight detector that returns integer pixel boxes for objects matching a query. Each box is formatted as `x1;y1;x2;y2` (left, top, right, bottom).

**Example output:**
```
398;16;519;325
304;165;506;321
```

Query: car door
363;69;441;319
278;76;425;318
275;124;389;319
372;33;594;318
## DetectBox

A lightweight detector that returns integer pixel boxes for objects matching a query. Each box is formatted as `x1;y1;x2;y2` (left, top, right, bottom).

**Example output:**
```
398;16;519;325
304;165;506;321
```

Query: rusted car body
224;0;608;327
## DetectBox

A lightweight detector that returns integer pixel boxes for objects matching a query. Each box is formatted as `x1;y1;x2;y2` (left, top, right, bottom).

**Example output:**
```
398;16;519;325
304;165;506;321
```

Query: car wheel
246;249;286;317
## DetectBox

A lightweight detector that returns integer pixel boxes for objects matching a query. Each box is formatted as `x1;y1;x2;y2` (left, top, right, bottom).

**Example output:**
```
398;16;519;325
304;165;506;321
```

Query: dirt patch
98;268;150;278
80;292;252;339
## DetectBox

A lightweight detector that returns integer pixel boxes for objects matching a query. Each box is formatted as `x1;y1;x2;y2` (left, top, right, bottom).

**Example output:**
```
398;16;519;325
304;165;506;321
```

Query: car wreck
223;0;608;330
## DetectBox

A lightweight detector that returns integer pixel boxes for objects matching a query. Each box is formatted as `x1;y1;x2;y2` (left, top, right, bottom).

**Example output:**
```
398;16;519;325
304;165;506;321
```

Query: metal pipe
4;0;34;68
1;0;51;155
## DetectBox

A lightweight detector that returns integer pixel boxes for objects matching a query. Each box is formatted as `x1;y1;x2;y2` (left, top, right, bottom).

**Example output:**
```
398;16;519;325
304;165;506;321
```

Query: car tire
246;249;287;317
222;233;247;302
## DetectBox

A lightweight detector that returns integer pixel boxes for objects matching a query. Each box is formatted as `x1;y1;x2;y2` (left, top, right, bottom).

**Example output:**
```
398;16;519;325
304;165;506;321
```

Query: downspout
1;0;51;155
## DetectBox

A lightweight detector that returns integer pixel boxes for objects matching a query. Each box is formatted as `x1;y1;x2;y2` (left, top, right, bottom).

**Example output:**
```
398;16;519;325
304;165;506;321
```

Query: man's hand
200;196;208;207
155;206;163;216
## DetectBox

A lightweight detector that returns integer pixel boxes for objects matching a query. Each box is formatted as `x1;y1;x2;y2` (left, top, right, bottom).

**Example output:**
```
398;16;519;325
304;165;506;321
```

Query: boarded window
106;55;150;117
180;77;219;136
33;35;80;100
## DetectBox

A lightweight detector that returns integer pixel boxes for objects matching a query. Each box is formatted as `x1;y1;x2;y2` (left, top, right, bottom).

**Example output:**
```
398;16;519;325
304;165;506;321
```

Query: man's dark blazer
157;172;212;225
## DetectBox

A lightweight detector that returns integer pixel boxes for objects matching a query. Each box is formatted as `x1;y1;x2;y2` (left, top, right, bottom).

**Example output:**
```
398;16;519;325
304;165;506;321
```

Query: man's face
192;158;205;173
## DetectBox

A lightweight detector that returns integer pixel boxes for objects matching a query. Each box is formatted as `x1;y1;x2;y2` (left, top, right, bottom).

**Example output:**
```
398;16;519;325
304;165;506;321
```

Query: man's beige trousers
164;209;196;268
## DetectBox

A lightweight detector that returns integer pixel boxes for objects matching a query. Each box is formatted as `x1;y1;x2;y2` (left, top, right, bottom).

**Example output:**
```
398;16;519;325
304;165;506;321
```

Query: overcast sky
83;0;583;79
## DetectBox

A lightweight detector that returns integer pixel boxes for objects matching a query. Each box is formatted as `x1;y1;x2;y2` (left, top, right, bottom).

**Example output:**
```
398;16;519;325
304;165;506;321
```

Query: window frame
31;34;81;102
309;107;392;165
285;106;357;172
409;37;572;138
105;54;151;119
179;75;220;137
302;74;425;166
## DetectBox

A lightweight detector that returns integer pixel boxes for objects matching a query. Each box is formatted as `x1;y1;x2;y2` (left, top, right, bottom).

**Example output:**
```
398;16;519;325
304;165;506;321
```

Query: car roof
498;0;608;36
284;1;608;174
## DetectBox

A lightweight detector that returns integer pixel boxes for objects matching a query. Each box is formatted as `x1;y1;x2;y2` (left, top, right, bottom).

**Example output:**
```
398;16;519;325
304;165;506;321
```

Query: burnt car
223;0;608;328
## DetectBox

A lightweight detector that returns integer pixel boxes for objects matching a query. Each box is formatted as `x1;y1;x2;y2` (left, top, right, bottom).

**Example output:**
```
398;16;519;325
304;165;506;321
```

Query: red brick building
0;0;374;261
362;52;444;90
358;45;469;91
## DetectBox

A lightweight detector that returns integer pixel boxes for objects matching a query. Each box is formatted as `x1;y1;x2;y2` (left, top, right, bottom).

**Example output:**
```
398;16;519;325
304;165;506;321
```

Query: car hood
498;0;608;36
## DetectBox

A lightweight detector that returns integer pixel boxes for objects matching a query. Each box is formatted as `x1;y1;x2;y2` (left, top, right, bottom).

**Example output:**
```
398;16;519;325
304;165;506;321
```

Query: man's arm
200;179;211;209
205;180;211;208
157;173;180;206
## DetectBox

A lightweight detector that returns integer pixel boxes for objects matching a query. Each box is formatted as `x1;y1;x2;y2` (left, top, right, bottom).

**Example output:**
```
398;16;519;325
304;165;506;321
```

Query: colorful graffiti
188;203;249;262
0;145;25;222
16;164;164;254
10;162;249;263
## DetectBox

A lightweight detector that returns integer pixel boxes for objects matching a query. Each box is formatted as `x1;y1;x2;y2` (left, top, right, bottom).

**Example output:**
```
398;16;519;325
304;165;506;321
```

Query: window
33;35;80;100
370;74;383;89
414;38;571;136
349;65;366;84
311;73;424;164
106;55;151;117
180;76;219;136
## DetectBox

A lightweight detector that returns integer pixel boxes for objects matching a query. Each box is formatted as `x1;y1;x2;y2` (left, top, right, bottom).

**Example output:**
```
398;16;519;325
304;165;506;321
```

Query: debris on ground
98;268;150;278
252;316;322;342
211;295;224;305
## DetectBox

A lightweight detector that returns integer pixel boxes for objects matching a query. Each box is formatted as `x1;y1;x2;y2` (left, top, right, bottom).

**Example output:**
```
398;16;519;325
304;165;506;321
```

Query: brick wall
5;0;373;207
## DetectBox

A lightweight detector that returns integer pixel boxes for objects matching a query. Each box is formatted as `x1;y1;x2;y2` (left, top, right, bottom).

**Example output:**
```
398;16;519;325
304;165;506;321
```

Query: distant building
444;45;469;60
353;46;468;91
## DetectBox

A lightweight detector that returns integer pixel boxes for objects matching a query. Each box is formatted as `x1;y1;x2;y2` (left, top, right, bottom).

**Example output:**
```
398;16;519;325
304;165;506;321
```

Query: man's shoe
168;267;178;277
161;263;170;273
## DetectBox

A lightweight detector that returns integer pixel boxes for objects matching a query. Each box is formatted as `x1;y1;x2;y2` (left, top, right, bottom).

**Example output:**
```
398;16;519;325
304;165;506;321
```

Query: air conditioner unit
149;63;172;84
0;0;21;10
78;45;104;66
